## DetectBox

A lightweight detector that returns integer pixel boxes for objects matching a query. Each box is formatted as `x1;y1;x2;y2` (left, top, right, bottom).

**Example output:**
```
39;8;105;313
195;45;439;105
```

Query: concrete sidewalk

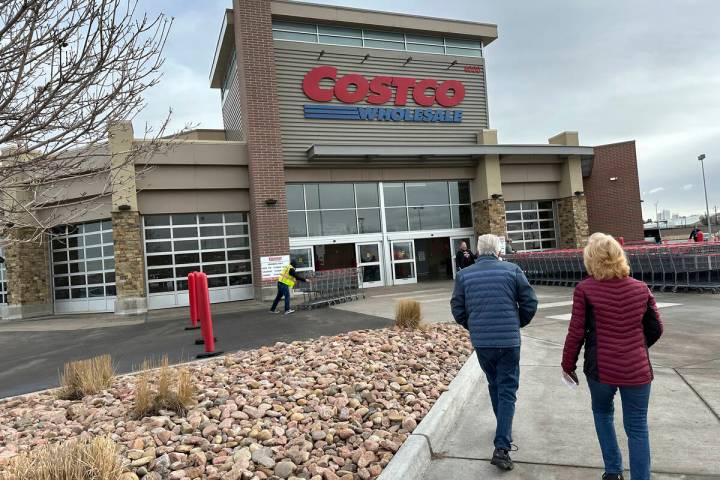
424;292;720;479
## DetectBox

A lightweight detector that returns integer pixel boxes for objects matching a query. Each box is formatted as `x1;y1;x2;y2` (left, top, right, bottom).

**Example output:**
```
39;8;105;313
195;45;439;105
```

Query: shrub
58;354;114;400
395;299;422;329
132;355;195;418
0;436;123;480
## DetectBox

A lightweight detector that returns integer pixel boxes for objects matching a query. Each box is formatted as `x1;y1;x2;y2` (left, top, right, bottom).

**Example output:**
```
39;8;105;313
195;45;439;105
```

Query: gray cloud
137;0;720;217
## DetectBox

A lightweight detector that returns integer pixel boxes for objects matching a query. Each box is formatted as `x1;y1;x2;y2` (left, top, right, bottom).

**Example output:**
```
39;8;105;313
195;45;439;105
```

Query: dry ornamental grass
395;299;423;330
0;436;123;480
58;354;115;400
132;355;196;418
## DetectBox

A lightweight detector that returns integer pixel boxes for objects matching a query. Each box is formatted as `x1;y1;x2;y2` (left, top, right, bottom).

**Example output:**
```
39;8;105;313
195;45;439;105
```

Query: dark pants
588;377;652;480
476;347;521;450
270;282;291;312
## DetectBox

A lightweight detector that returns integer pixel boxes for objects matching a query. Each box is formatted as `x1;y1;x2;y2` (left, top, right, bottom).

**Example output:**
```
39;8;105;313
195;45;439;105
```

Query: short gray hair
476;234;501;256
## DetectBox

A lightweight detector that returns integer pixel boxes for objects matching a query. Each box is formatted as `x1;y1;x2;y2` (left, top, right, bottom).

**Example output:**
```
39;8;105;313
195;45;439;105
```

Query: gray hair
476;234;501;256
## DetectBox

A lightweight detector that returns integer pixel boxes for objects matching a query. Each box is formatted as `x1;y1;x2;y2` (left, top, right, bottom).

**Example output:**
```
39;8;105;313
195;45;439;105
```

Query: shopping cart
295;267;365;309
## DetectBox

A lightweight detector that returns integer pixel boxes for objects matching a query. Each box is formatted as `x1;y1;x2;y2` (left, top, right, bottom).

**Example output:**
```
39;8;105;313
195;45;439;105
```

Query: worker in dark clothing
689;226;699;242
270;260;310;315
455;241;476;271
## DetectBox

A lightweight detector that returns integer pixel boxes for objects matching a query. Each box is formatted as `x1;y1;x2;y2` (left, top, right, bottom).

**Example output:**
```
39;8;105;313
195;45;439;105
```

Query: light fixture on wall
265;198;278;206
361;53;370;64
491;193;503;200
118;204;131;211
403;56;413;66
317;50;325;61
574;191;585;197
447;60;457;70
609;177;619;181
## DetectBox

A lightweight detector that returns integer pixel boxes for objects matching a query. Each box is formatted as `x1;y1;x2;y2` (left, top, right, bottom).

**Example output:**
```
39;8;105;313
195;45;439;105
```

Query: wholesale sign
302;65;465;123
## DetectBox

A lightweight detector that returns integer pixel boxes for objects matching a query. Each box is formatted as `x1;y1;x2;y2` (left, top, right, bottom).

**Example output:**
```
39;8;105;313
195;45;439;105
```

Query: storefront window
505;201;558;251
382;183;406;207
290;247;314;271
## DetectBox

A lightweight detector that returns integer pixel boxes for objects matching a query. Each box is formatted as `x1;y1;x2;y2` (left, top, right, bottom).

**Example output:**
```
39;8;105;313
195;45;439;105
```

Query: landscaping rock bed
0;324;470;480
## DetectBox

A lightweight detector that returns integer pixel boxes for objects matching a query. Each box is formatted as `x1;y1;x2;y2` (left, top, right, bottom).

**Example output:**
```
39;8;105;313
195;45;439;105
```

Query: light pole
699;154;712;236
655;201;660;229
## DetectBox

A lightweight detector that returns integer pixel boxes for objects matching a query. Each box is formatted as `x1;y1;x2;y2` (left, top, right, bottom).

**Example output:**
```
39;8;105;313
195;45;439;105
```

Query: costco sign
301;65;465;123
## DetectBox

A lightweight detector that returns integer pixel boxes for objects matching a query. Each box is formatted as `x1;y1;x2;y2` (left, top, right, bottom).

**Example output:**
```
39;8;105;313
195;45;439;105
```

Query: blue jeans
270;282;291;312
476;347;521;450
587;377;652;480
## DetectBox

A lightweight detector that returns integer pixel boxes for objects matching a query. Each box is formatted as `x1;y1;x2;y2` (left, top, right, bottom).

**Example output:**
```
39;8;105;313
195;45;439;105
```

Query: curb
378;351;480;480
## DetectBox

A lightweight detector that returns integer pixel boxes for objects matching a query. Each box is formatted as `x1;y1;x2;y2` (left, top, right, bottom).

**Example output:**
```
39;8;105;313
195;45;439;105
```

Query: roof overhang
306;144;596;175
271;0;498;46
209;10;235;89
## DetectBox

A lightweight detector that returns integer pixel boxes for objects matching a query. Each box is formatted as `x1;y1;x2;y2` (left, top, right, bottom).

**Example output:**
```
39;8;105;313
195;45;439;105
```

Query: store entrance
414;237;453;282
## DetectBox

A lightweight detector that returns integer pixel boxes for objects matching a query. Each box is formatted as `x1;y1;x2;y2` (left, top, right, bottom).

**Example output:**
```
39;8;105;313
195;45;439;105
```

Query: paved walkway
423;289;720;479
0;305;391;399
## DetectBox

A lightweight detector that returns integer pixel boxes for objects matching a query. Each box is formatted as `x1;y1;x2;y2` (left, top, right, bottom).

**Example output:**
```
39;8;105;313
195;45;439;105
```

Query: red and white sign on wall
301;65;467;123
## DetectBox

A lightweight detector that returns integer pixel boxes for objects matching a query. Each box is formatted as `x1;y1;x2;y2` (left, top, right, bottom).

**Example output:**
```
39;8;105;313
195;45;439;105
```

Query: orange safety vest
278;264;295;287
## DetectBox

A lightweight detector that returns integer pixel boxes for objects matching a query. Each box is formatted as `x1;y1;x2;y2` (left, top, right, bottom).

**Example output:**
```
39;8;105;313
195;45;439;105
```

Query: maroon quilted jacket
561;276;663;386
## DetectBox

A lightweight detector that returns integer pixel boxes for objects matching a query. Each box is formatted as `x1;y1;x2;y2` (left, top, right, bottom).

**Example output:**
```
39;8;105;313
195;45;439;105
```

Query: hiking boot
490;448;514;471
602;474;624;480
284;309;295;315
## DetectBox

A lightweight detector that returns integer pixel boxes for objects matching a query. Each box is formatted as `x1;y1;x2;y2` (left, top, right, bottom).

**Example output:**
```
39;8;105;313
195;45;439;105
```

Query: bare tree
0;0;177;240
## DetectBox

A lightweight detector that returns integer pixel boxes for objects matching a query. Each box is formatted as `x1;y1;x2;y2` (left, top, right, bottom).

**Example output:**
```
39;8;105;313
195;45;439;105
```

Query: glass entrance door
356;242;383;288
450;235;474;278
390;240;416;285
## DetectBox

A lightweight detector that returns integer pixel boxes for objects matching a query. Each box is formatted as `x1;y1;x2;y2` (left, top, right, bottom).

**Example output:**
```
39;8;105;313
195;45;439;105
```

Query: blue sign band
303;104;463;123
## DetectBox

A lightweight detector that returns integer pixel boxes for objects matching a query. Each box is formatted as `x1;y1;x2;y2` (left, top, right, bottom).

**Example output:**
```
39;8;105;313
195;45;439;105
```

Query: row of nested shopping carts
506;242;720;293
294;267;365;309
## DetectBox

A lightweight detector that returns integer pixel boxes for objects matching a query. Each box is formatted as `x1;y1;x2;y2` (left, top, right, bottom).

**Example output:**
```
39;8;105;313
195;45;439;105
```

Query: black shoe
602;474;624;480
490;447;514;471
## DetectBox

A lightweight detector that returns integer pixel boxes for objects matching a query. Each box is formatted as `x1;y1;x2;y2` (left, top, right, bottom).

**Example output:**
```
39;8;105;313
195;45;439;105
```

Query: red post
185;272;201;330
618;237;625;247
195;272;222;359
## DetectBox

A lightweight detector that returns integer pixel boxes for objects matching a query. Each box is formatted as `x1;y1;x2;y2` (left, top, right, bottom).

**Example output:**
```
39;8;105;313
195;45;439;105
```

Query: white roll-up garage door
143;212;253;310
51;220;116;313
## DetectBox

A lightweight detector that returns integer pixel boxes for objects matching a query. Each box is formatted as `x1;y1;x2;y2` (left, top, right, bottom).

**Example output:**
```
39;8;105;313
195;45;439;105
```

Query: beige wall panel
500;163;562;183
136;141;248;166
36;197;112;225
500;155;563;165
274;42;489;165
284;167;475;183
138;190;250;214
136;165;249;190
502;182;559;201
35;174;110;205
138;190;250;215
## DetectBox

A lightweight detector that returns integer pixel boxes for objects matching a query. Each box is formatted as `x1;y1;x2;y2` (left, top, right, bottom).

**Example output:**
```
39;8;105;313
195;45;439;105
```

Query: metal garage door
143;212;253;310
51;220;116;313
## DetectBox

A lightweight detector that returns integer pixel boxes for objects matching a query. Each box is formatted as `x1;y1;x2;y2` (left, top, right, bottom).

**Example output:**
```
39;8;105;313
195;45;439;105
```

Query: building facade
0;0;644;320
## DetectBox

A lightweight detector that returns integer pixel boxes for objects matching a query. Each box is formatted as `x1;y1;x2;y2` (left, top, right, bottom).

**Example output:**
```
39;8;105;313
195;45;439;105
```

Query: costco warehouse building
0;0;644;320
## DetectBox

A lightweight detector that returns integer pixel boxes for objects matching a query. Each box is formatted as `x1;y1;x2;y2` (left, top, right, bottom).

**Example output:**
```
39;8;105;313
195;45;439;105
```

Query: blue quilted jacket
451;255;538;348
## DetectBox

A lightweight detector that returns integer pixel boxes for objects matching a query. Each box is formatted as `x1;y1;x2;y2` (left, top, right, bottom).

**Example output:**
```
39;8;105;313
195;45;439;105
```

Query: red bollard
185;272;201;330
618;236;625;247
195;272;222;359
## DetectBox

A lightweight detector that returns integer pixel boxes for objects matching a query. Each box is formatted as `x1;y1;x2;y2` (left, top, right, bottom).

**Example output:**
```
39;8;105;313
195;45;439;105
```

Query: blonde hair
583;232;630;280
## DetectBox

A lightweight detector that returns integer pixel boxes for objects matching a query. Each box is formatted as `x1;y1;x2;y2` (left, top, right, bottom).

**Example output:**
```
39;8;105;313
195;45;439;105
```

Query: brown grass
395;299;423;329
0;436;123;480
58;354;114;400
132;355;195;419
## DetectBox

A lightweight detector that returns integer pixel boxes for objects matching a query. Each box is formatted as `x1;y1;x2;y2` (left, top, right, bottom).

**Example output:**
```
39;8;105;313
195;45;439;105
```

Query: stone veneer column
471;129;507;238
3;228;53;320
108;121;147;315
557;195;589;248
1;148;53;320
550;131;589;248
233;0;290;300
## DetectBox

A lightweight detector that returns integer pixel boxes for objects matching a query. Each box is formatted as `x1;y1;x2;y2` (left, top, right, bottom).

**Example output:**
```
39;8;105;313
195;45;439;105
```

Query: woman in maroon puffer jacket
562;233;663;480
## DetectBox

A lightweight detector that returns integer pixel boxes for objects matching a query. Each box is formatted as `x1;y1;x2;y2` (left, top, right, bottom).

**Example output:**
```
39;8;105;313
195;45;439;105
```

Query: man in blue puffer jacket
451;234;538;471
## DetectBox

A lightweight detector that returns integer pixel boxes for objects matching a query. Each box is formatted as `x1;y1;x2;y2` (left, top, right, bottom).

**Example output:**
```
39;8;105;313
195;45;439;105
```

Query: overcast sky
138;0;720;219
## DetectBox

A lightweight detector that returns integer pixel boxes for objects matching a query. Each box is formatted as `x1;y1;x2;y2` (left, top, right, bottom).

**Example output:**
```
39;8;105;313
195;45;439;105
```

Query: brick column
233;0;289;300
0;148;53;320
557;195;589;248
471;129;507;238
2;228;52;320
550;131;589;248
472;198;507;237
108;121;147;315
